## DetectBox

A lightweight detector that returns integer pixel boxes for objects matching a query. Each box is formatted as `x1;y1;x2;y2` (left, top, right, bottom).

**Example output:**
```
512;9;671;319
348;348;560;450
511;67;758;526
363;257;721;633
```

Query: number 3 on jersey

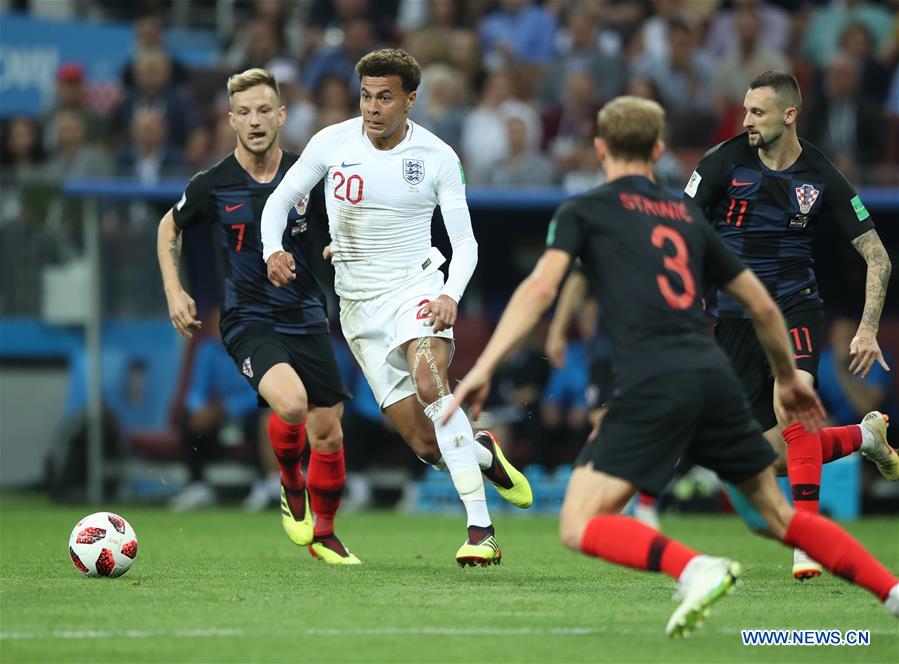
651;225;695;310
332;171;364;204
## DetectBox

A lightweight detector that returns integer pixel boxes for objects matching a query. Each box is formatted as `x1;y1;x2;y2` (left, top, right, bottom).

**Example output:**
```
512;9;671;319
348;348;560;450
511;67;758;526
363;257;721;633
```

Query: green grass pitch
1;493;897;663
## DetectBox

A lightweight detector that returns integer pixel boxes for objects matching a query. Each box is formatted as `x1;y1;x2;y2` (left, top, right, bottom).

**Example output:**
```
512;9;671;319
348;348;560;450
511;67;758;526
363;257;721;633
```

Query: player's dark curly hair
749;70;802;111
355;49;421;93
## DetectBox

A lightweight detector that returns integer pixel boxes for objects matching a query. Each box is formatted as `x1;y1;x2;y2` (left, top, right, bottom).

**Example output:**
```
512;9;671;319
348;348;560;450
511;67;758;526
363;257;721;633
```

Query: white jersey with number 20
261;117;468;301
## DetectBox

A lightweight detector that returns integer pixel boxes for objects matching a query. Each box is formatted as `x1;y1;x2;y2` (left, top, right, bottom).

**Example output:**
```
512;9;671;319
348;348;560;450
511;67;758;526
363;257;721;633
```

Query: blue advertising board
0;12;215;117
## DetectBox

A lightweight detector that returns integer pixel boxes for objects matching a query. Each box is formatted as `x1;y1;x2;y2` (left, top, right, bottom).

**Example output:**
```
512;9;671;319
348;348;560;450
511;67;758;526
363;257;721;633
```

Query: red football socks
784;510;897;601
308;448;346;537
268;412;306;491
580;515;697;579
783;422;821;513
820;425;863;463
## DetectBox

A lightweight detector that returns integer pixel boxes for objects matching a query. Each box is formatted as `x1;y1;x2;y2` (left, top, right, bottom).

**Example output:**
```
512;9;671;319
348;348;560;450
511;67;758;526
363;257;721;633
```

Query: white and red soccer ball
68;512;138;578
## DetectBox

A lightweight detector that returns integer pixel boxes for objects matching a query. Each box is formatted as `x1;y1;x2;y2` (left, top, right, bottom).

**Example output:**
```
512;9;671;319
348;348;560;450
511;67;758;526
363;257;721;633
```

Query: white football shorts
339;269;455;409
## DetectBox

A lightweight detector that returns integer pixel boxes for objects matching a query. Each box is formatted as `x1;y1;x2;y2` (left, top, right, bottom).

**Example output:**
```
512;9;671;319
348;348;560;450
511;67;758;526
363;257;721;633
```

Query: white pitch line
2;626;897;641
0;628;244;640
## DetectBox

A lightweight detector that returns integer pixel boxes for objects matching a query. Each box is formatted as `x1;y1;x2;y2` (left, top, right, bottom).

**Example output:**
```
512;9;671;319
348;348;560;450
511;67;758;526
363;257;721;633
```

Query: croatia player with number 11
261;49;532;567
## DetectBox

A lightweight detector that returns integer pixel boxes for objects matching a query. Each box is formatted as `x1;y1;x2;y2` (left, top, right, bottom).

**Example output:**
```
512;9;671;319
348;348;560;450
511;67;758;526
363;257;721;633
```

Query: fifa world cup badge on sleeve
684;171;701;198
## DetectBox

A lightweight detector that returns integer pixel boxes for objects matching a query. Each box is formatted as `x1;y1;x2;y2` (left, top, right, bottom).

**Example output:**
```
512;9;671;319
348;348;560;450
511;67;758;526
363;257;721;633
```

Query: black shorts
715;305;822;431
586;358;616;411
224;328;351;408
575;368;776;496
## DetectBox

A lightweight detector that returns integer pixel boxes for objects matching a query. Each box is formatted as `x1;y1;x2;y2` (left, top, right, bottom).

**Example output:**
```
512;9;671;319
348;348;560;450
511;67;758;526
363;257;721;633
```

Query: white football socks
860;424;877;454
431;439;494;471
424;395;490;527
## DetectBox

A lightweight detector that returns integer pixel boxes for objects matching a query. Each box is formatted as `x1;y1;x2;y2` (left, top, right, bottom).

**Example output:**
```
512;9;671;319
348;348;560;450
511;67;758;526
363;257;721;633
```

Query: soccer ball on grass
68;512;138;578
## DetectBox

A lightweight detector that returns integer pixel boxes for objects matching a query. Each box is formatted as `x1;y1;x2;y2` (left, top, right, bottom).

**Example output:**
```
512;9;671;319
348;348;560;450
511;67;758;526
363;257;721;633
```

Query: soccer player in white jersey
260;49;533;566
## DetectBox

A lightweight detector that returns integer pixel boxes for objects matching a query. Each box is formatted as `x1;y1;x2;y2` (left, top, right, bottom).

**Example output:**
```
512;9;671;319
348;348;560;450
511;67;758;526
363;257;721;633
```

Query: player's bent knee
274;399;307;426
415;381;442;408
311;425;343;452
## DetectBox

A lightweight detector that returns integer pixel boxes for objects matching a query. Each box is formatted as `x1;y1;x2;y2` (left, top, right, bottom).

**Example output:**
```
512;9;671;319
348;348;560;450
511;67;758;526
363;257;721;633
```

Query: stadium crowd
3;0;899;197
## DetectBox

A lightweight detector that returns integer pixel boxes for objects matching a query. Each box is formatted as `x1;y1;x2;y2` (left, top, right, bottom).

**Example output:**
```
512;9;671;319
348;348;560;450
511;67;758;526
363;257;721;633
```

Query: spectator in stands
112;48;199;151
269;61;315;153
411;64;468;153
40;63;107;150
817;317;892;427
479;0;557;70
121;13;189;89
446;28;483;93
802;0;894;68
223;0;306;65
43;109;112;180
397;0;462;32
0;116;45;227
712;5;789;116
802;54;886;180
561;136;605;194
225;17;294;73
543;71;602;176
705;0;789;59
302;74;358;137
303;17;378;95
117;108;186;184
838;22;892;105
633;0;689;65
483;115;557;187
169;313;280;512
0;116;44;180
631;17;714;115
538;9;625;108
460;69;541;185
625;77;685;187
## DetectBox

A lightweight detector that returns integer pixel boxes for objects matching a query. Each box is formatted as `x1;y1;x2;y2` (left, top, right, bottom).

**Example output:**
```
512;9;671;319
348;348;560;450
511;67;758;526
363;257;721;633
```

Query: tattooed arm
848;228;891;378
157;209;201;337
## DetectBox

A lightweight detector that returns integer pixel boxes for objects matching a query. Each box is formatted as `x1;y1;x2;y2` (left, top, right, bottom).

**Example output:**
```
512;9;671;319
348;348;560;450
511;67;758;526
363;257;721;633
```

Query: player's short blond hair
227;68;280;101
596;96;665;162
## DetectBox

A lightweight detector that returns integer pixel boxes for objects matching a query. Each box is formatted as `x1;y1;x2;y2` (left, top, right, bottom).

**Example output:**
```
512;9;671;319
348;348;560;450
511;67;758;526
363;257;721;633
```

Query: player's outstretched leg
741;468;899;618
307;447;360;565
474;430;533;509
576;514;739;638
562;467;739;637
424;396;500;567
860;411;899;481
269;413;314;546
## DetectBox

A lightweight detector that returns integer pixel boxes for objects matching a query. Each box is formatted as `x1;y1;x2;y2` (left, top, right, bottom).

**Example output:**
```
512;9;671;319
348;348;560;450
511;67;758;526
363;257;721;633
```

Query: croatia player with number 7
443;97;899;635
157;69;358;564
261;49;532;567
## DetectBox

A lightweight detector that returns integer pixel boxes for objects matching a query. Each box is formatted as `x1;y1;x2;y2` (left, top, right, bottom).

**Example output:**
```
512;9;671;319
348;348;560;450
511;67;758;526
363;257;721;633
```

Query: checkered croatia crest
794;184;819;215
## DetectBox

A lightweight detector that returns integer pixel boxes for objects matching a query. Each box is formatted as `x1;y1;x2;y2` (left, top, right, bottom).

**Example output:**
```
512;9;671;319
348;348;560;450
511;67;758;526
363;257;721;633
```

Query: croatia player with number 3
157;69;359;564
261;49;532;567
684;71;896;580
443;97;899;636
